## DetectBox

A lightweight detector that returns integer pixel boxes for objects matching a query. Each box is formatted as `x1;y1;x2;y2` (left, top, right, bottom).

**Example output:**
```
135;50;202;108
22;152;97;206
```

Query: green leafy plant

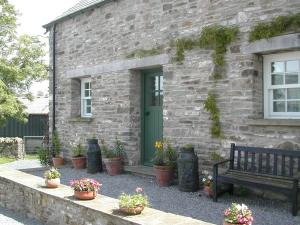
249;12;300;42
36;146;50;166
204;92;222;138
183;144;194;149
101;138;124;159
44;167;61;180
52;131;61;157
235;186;250;197
71;141;85;157
175;38;197;62
119;187;149;209
153;140;177;167
211;151;225;162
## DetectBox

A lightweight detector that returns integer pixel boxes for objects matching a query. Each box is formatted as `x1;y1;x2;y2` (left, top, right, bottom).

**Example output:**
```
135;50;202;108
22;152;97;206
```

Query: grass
0;153;39;165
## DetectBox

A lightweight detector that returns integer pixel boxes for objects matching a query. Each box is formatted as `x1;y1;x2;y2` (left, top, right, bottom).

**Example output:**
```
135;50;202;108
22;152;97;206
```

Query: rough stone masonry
46;0;300;171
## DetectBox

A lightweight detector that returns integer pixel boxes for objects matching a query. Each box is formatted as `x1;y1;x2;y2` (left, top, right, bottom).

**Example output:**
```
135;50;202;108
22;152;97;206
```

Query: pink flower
224;209;231;216
135;187;143;193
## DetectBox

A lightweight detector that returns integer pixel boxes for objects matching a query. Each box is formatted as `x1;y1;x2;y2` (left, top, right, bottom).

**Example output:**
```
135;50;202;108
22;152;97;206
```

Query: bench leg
230;184;234;195
292;180;298;216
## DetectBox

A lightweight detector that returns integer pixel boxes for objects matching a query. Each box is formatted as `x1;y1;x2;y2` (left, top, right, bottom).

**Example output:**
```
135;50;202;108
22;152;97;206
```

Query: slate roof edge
43;0;113;29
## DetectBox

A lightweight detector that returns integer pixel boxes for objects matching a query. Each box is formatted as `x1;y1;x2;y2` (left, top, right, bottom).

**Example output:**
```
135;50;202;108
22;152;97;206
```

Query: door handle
145;112;150;116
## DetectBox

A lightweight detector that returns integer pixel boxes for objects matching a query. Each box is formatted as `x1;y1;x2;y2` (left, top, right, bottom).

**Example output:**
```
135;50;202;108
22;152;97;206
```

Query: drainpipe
52;24;56;145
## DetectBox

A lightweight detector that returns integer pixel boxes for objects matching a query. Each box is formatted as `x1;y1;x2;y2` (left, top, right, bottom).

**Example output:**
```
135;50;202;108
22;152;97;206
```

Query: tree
0;0;47;126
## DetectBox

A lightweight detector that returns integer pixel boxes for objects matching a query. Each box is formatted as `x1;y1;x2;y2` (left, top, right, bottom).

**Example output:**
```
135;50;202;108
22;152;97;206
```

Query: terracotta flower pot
154;165;173;187
204;185;213;197
52;157;64;167
71;156;86;169
45;178;60;188
119;205;145;215
104;158;123;176
74;190;97;200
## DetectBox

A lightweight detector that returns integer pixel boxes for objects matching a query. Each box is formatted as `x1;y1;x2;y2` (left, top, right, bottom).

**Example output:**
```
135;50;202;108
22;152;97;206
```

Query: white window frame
81;77;92;118
264;51;300;119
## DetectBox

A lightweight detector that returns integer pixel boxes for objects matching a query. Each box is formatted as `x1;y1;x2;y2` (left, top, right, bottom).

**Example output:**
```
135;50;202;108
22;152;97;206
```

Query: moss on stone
126;47;163;59
249;12;300;42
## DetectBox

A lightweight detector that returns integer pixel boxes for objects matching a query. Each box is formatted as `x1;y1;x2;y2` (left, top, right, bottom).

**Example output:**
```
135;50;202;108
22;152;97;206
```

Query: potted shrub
52;131;64;167
70;178;102;200
71;141;86;169
44;167;61;188
202;173;213;197
153;140;177;187
224;203;253;225
119;187;149;215
102;138;124;176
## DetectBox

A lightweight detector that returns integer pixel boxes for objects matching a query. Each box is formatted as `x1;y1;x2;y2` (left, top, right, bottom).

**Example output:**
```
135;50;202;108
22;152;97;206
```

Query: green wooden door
143;69;163;166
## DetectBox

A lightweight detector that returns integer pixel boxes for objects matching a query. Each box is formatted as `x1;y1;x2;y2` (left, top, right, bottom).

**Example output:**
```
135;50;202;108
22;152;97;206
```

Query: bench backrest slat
231;144;300;177
273;154;278;175
281;155;286;176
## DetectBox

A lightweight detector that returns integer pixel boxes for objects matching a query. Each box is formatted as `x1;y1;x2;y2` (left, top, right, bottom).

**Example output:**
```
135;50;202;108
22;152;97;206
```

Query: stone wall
48;0;300;170
0;137;24;159
0;168;212;225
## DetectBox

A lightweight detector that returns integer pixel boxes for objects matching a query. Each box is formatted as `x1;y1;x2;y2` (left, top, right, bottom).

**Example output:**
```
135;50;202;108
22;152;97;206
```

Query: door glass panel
160;76;163;91
287;88;300;99
151;91;160;106
287;101;300;112
273;101;285;112
273;89;285;100
285;73;298;84
271;61;284;73
272;74;283;85
286;60;299;72
159;91;163;106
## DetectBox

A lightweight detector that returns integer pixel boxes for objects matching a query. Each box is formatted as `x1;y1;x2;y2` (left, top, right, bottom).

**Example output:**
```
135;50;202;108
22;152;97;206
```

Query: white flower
208;175;213;180
202;178;206;182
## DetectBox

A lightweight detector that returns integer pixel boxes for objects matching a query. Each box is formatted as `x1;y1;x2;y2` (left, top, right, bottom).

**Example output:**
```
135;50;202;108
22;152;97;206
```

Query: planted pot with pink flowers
223;203;253;225
70;178;102;200
119;187;149;215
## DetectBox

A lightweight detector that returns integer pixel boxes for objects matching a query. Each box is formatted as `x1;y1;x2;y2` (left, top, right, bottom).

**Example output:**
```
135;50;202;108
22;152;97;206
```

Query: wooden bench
213;143;300;216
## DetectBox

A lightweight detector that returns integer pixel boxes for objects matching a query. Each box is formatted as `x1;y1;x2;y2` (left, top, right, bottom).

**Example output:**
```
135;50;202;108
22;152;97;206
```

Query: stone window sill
247;119;300;127
69;117;94;123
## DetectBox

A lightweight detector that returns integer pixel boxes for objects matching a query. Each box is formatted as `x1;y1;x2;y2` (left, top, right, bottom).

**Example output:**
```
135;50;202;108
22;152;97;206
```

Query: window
264;51;300;118
81;78;92;117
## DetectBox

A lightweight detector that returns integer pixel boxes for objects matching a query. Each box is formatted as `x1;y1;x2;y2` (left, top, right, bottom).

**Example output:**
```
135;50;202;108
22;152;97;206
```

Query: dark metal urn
87;139;103;173
177;146;199;192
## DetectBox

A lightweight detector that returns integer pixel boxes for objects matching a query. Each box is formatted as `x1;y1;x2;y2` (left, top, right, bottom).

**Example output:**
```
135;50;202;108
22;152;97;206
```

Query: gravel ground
0;206;44;225
27;167;300;225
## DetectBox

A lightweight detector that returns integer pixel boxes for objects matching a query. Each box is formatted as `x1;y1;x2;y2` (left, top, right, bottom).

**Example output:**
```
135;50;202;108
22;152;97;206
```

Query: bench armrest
213;159;231;168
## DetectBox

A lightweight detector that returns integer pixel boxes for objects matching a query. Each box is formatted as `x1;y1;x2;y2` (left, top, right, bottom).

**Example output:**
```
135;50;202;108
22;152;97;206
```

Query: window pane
287;101;300;112
273;101;285;112
151;91;160;106
85;90;90;97
271;61;284;73
86;106;91;114
160;76;163;91
86;99;91;106
272;74;283;85
273;89;285;100
286;60;299;72
85;82;90;90
159;91;163;106
285;73;298;84
287;88;300;99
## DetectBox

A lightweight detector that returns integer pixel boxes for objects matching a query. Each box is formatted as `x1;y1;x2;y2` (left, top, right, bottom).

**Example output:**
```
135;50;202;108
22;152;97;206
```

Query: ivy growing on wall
203;91;222;138
249;12;300;42
175;25;238;77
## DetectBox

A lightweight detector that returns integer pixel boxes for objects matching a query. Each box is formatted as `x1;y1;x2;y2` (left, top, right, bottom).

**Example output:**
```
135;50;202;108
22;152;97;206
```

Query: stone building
44;0;300;171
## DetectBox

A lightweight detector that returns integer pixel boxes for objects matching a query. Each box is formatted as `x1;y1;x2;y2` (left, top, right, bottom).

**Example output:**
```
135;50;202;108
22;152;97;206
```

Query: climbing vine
175;25;239;79
249;12;300;42
203;92;222;138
